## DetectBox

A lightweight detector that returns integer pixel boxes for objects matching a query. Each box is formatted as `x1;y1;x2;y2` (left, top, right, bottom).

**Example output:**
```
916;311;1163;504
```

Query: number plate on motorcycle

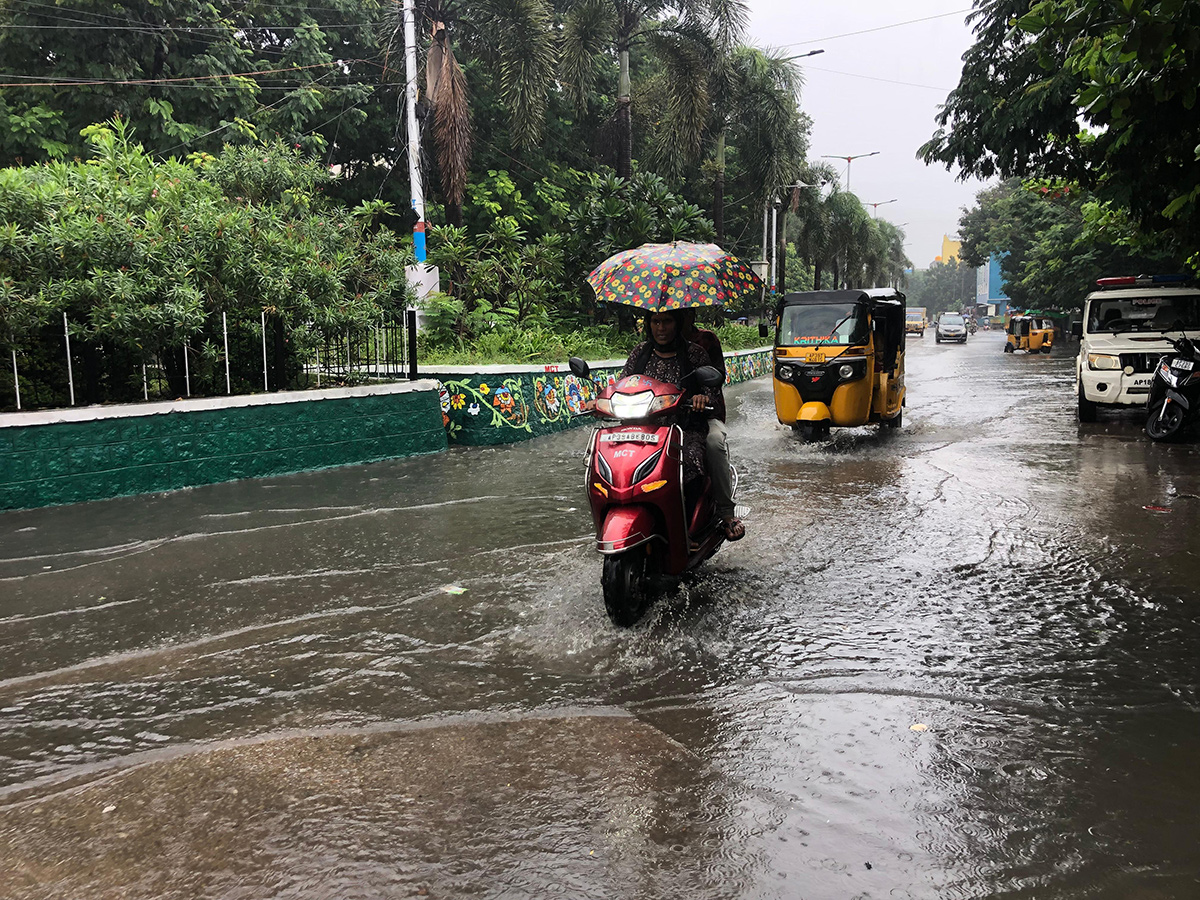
600;432;660;443
1173;358;1194;371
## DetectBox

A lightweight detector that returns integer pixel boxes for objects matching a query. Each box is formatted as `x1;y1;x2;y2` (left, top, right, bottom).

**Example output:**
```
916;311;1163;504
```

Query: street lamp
820;151;879;190
866;199;897;217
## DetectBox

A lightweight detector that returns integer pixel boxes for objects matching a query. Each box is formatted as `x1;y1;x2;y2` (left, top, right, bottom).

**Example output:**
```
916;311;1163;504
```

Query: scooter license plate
600;432;659;443
1173;358;1194;371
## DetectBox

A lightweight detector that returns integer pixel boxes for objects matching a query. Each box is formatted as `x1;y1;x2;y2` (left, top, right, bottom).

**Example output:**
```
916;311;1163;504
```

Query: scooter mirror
568;357;591;378
694;365;724;389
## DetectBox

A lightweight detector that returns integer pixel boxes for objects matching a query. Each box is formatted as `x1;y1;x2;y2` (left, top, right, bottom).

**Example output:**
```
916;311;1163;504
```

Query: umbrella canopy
586;241;762;312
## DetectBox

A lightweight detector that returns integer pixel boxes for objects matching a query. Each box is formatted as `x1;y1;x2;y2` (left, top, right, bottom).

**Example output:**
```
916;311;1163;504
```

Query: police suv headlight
1087;353;1120;371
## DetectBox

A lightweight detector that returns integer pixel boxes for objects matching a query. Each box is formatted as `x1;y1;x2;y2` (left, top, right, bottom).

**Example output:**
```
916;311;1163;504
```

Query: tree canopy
921;0;1200;259
958;178;1178;311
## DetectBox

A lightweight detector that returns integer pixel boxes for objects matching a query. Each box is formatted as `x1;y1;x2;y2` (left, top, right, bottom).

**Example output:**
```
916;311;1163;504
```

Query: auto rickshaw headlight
776;364;794;382
1087;353;1120;371
838;364;855;379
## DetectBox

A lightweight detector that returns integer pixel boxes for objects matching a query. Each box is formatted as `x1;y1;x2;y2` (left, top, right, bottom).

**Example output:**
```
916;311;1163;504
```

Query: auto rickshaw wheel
1003;343;1014;353
602;549;653;627
795;422;830;442
885;409;902;429
1041;344;1052;354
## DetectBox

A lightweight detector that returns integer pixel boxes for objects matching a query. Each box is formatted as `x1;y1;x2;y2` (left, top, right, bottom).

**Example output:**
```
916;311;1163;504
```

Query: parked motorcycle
1145;336;1200;441
569;357;736;626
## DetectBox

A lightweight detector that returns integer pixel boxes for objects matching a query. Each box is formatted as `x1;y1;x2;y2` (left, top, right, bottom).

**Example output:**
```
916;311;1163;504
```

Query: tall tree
559;0;731;179
378;0;557;226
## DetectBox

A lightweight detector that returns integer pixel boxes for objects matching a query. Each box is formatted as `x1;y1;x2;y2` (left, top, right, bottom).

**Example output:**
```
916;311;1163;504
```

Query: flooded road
2;330;1199;899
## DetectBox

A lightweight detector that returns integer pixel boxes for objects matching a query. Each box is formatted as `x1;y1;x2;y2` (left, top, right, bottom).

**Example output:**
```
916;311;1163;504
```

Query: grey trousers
705;418;735;520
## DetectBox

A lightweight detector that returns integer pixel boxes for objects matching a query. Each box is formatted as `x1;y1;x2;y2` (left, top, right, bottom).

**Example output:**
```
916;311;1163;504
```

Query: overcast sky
743;1;990;269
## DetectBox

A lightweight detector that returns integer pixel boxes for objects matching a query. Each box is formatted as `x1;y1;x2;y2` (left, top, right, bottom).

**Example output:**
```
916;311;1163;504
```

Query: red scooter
569;357;735;626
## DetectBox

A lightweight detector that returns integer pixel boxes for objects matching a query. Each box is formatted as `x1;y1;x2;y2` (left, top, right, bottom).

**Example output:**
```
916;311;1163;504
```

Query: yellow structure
941;234;961;264
772;288;907;440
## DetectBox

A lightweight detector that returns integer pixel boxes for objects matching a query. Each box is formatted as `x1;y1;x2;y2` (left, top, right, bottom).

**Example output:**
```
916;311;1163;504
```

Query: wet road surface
2;330;1199;899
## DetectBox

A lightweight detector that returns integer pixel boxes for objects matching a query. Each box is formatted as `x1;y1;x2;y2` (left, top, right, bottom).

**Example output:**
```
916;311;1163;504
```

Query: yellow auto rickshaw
773;288;906;440
1004;313;1054;353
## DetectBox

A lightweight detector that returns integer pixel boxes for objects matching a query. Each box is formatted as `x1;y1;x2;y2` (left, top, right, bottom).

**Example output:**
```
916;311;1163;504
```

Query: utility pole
403;0;426;263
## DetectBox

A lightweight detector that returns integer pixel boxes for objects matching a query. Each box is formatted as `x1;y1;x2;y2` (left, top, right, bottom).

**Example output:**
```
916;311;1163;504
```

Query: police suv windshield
1087;295;1200;333
779;302;869;346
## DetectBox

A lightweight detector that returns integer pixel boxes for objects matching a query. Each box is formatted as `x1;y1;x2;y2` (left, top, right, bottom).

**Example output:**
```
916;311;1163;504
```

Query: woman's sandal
722;518;745;541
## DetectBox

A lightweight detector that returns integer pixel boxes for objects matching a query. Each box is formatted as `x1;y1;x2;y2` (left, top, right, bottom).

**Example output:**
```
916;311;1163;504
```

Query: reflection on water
1;332;1199;898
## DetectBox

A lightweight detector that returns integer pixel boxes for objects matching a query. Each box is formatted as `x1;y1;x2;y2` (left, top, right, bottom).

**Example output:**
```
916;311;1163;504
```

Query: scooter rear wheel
1146;398;1186;441
602;550;652;627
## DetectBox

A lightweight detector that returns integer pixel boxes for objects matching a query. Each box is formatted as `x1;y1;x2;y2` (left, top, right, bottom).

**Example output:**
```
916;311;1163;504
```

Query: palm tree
823;190;871;289
559;0;732;180
874;220;911;289
380;0;557;225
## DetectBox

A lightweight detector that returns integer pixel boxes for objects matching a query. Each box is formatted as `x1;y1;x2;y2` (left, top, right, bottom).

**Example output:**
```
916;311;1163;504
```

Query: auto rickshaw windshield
779;302;870;346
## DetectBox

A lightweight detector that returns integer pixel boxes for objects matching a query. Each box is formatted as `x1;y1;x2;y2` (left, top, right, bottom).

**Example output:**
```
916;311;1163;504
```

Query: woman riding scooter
620;310;713;514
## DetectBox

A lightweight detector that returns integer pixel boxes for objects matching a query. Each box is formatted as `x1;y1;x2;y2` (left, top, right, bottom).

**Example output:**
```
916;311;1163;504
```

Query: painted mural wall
429;347;772;447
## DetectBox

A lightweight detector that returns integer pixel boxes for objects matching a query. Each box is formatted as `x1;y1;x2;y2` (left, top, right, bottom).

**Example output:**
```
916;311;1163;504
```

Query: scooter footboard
598;505;659;554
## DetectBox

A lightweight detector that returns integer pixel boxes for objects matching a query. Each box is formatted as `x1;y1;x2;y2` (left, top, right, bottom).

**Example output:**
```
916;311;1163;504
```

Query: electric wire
0;60;365;88
777;8;973;48
804;65;952;92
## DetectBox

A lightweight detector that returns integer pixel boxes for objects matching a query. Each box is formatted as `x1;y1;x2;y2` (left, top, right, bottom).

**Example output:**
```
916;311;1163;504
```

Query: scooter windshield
780;302;869;346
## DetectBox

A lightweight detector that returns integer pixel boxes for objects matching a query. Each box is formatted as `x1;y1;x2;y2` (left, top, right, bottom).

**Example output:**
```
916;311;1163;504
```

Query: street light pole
402;0;426;263
866;199;897;217
820;151;879;191
770;198;779;293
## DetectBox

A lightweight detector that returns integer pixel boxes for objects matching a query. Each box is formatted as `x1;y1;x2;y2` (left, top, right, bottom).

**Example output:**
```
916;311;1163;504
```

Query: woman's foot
722;517;745;541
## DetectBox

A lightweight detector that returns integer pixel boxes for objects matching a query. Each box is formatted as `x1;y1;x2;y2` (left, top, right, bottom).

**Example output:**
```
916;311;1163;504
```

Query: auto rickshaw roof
779;290;872;308
864;287;906;307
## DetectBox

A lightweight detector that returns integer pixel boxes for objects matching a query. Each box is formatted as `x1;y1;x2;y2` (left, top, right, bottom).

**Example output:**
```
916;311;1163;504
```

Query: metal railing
3;310;418;413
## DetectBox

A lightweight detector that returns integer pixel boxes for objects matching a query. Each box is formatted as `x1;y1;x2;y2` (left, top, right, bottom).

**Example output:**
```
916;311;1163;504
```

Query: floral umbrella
585;241;762;311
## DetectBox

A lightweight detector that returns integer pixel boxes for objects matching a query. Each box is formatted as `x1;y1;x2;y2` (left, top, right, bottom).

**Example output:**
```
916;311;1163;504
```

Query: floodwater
1;331;1198;899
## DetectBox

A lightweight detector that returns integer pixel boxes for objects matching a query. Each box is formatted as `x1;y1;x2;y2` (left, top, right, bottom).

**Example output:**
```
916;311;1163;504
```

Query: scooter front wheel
1146;397;1186;441
602;550;653;627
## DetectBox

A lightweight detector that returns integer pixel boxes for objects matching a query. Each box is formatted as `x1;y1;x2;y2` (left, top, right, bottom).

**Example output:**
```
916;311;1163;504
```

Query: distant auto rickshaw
773;288;906;440
1004;313;1054;353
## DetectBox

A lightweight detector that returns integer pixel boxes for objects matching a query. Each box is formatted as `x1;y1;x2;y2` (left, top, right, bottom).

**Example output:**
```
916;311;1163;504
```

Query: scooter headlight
594;397;615;417
610;390;655;419
1160;363;1180;387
